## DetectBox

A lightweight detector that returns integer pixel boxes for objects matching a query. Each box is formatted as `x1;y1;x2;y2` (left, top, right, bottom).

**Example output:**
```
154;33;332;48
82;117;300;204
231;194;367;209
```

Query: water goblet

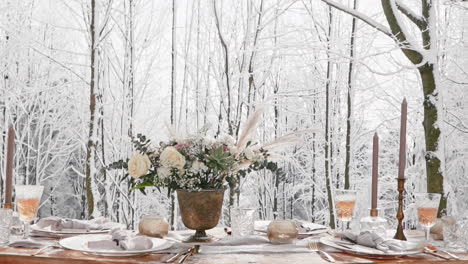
415;192;441;241
335;189;357;238
15;185;44;239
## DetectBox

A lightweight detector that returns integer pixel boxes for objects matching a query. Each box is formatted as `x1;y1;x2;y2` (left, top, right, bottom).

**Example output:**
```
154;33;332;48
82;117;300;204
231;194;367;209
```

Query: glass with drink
335;189;357;238
15;185;44;239
415;192;441;241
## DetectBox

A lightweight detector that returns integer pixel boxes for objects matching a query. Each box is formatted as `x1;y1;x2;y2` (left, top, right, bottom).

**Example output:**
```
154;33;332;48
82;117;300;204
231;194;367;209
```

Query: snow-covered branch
395;0;425;29
320;0;393;37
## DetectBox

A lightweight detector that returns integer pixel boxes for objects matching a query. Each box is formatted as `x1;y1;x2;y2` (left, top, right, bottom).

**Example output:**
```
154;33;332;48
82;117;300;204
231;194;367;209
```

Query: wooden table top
1;229;467;264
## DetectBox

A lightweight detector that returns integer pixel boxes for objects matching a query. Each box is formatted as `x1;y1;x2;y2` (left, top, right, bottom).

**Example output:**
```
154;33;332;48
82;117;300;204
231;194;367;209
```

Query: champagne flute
415;193;441;241
335;189;357;238
15;185;44;239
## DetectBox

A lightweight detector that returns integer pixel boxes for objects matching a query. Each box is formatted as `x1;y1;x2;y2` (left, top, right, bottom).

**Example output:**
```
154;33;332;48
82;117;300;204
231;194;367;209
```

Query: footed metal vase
176;189;225;243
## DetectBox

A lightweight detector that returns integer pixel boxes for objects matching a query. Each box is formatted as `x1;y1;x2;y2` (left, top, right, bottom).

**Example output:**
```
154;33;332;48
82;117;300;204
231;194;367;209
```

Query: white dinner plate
31;224;110;237
319;236;424;259
254;220;328;236
59;234;174;257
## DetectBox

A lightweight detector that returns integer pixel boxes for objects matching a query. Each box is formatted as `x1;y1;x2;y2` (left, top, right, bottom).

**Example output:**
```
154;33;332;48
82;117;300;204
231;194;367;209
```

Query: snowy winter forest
0;0;467;230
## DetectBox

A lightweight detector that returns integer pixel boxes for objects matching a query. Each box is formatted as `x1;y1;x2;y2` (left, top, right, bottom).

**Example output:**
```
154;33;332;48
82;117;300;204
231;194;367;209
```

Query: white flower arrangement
108;108;302;192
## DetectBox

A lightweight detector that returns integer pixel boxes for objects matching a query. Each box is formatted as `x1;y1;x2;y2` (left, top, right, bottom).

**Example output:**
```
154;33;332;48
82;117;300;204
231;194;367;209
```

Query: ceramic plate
254;220;328;235
31;224;110;237
319;236;424;259
59;234;173;257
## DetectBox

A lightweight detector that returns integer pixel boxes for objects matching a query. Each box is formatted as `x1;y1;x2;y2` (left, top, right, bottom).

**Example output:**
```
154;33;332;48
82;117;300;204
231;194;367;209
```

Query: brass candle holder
394;178;407;240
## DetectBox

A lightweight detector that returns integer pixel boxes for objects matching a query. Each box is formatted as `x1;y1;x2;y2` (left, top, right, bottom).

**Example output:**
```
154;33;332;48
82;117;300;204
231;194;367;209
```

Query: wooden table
1;229;467;264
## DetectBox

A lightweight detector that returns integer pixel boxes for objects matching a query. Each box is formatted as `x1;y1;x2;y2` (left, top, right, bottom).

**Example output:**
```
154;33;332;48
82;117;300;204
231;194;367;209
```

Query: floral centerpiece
108;109;300;242
114;133;279;193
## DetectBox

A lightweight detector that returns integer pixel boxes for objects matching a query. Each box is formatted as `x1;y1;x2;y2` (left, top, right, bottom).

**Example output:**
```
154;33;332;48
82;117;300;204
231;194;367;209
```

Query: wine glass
15;185;44;239
335;189;357;238
415;192;441;241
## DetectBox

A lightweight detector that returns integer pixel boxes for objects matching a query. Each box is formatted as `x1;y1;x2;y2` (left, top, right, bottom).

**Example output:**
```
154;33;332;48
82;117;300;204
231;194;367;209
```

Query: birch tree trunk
324;6;336;229
85;0;98;218
170;0;177;229
171;0;177;126
344;0;358;190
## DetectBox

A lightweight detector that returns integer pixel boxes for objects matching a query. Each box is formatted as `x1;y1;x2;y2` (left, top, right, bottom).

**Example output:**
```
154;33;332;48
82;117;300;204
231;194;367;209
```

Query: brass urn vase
177;189;225;242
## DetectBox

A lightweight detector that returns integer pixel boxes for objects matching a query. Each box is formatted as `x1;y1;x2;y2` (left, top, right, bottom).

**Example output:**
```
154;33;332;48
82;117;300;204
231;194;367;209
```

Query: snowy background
0;0;467;230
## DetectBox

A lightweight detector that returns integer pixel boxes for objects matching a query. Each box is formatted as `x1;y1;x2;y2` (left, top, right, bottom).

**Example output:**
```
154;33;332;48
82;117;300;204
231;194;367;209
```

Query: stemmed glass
335;189;357;238
15;185;44;239
415;193;441;241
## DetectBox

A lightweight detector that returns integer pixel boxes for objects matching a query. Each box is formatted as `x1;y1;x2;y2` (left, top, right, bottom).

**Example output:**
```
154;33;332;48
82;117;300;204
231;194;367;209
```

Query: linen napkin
294;220;327;234
87;229;153;251
343;231;425;252
36;217;121;231
8;239;54;249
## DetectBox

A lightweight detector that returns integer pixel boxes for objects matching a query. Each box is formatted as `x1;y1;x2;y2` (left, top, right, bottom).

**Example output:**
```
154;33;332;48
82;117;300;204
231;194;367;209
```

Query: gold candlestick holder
394;178;407;240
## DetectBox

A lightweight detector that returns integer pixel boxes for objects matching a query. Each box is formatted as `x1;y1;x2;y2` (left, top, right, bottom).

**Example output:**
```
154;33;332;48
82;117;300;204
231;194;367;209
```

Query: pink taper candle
371;132;379;212
4;125;14;209
398;99;407;179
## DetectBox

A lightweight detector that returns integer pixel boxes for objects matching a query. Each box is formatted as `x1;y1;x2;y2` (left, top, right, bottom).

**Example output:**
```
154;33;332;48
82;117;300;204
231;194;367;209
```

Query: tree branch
320;0;393;37
395;0;425;29
322;0;424;65
381;0;423;65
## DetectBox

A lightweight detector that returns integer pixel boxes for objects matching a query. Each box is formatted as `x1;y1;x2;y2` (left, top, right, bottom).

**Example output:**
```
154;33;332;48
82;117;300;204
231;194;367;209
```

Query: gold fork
308;241;336;263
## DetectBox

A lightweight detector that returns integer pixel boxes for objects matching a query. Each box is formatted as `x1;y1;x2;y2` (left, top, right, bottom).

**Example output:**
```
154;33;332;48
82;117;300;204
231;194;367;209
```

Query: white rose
244;148;254;160
157;167;172;179
160;146;186;170
203;136;215;147
128;154;151;179
219;134;236;146
191;161;208;173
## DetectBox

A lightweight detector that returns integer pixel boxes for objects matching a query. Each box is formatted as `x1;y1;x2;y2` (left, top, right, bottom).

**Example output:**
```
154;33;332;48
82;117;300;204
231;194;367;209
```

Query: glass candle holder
267;220;298;244
138;216;169;238
0;208;13;246
359;208;387;238
231;207;256;237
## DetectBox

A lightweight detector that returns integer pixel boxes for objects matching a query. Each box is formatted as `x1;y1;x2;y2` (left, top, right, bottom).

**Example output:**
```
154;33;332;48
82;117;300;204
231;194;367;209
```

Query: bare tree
85;0;99;218
344;0;358;189
322;0;447;215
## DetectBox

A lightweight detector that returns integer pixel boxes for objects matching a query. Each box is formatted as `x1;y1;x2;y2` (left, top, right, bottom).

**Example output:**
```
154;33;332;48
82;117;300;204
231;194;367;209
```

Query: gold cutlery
426;245;460;260
308;241;336;262
440;250;460;260
178;245;200;263
424;247;451;260
164;251;184;263
30;242;60;256
164;247;193;263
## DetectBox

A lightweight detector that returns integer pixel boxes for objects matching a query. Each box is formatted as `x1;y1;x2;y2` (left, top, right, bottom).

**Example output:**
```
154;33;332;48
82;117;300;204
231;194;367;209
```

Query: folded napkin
294;220;327;233
8;239;53;249
343;231;425;252
36;217;121;231
87;229;153;251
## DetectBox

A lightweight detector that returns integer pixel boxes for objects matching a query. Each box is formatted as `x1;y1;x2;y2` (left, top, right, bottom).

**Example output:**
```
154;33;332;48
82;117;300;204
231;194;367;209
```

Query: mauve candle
398;99;407;179
4;125;14;209
371;132;379;211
